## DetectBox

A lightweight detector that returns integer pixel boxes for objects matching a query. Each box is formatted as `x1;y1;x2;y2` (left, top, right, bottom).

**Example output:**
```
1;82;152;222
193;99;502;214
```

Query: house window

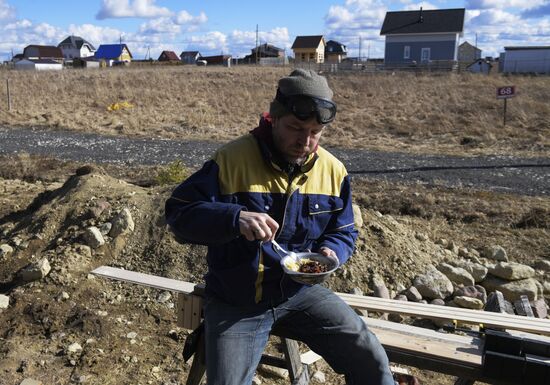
421;47;431;62
309;53;315;60
404;46;410;59
301;53;306;61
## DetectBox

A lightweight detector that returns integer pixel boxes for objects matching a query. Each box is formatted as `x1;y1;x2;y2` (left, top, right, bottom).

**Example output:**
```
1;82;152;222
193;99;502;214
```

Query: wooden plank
300;350;322;365
363;317;483;367
91;266;196;294
339;293;550;336
176;293;185;328
191;295;203;330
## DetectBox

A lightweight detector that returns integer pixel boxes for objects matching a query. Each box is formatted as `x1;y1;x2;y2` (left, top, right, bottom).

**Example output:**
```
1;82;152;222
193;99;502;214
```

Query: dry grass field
0;65;549;157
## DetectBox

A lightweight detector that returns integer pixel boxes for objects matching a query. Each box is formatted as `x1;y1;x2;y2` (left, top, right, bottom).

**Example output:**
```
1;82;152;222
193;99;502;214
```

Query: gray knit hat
270;69;333;118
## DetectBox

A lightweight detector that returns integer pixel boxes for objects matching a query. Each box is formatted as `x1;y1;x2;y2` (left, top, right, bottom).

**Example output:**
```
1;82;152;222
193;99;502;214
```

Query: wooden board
338;293;550;336
91;266;197;294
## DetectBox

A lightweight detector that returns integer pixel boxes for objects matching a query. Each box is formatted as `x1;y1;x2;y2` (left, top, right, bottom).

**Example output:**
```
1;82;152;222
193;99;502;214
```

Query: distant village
4;8;550;74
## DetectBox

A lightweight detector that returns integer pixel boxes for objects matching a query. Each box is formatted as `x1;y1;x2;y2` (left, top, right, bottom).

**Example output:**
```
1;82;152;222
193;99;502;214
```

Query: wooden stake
503;98;507;127
6;78;11;111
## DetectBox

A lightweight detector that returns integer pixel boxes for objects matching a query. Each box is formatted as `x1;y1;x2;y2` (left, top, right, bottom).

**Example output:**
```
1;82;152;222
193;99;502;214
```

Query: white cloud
229;27;291;57
67;23;123;47
0;0;15;21
186;31;228;53
465;0;546;10
139;17;180;34
96;0;173;20
175;10;207;25
403;2;438;10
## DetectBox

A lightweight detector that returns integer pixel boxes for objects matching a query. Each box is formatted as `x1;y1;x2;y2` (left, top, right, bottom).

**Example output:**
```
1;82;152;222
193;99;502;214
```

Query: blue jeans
203;284;394;385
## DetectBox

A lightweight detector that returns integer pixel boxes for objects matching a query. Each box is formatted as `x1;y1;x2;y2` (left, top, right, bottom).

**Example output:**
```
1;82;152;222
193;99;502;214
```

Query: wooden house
95;44;133;66
23;45;64;63
292;35;325;63
180;51;201;64
158;50;180;62
58;35;96;60
325;40;347;64
380;8;465;65
458;41;481;64
501;46;550;74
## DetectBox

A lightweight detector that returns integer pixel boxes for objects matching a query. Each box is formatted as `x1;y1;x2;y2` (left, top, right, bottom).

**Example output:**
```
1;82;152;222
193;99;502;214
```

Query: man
165;69;394;385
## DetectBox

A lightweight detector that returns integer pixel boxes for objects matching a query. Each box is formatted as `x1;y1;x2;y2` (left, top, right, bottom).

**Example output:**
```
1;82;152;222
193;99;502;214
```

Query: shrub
156;160;188;186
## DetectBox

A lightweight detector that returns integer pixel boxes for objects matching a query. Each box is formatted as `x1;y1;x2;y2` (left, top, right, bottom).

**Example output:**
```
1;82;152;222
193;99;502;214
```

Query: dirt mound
0;170;445;385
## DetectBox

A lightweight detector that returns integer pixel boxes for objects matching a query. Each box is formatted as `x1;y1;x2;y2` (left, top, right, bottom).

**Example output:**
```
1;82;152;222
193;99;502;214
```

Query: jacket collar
250;113;318;175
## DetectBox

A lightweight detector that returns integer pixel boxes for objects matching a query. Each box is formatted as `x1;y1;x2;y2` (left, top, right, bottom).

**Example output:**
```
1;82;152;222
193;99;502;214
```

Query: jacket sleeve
313;175;358;265
165;159;246;245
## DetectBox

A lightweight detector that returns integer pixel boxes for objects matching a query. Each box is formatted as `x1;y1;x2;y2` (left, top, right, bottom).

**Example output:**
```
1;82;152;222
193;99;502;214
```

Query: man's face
272;114;324;165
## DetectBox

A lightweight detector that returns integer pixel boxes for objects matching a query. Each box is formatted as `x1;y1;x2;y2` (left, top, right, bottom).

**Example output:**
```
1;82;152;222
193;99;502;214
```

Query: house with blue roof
94;44;133;66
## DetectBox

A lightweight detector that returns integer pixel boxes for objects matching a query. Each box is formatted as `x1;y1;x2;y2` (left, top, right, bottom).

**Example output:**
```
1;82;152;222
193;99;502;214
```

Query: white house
502;46;550;73
58;35;96;60
15;59;63;71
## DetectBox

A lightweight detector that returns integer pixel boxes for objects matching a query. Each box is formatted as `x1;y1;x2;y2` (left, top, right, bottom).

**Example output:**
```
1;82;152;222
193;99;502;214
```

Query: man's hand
239;211;279;242
319;246;339;265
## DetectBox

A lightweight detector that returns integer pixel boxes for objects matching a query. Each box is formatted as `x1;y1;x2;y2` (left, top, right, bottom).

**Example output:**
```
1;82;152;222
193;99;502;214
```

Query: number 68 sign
496;86;516;99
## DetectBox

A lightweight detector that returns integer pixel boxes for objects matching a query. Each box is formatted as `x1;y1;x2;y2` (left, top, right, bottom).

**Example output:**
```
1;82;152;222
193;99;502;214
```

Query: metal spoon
271;240;298;261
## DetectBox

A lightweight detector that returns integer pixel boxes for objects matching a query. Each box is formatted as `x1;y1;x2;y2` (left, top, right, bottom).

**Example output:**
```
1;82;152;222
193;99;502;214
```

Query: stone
18;258;51;282
372;274;390;299
489;262;535;281
0;244;14;258
388;313;404;323
413;267;454;300
352;204;363;229
394;294;408;302
258;364;289;379
454;285;487;303
74;244;92;259
544;281;550;294
98;222;112;235
482;245;508;262
126;332;137;339
312;370;326;383
87;200;111;219
351;287;364;296
0;294;9;309
453;296;484;310
67;342;82;354
514;296;535;317
430;299;446;306
481;276;538;302
437;263;475;286
57;292;70;301
484;291;514;314
532;299;548;319
534;259;550;272
446;241;459;254
83;227;105;249
414;232;428;242
446;259;487;282
252;375;262;385
20;380;42;385
458;247;469;258
405;286;422;302
435;238;448;247
157;291;172;303
109;208;135;238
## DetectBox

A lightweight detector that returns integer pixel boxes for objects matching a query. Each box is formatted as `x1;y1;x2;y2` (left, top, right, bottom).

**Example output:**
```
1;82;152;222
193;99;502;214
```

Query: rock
0;294;9;309
394;294;408;301
74;244;92;259
481;245;508;262
544;281;550;294
484;291;514;314
414;232;428;242
157;291;172;303
388;313;404;323
98;222;112;235
352;204;363;229
372;275;390;299
126;332;137;339
312;370;326;383
447;259;487;282
437;263;475;286
18;258;51;282
252;375;262;385
435;239;448;247
258;364;289;379
351;287;364;296
446;241;459;254
458;247;469;258
0;244;14;258
481;276;539;302
20;380;42;385
454;296;484;310
109;208;135;237
87;200;111;219
489;262;535;280
67;342;82;354
405;286;422;302
531;299;548;319
57;292;70;301
454;285;487;303
534;279;544;298
83;227;105;249
413;267;454;300
430;299;445;306
535;259;550;272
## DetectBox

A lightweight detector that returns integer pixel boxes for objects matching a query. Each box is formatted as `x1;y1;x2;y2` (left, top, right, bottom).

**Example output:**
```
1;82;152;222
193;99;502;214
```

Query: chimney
419;7;424;23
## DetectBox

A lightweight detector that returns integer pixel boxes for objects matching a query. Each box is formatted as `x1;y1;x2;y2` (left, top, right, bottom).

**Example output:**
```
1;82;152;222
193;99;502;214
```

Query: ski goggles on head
275;89;337;125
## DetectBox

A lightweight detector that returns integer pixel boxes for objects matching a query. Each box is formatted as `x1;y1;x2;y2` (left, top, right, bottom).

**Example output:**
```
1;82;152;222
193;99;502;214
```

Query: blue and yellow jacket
165;116;358;305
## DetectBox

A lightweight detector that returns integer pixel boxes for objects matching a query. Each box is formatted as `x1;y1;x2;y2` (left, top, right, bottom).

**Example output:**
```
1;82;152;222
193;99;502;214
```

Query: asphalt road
0;127;548;196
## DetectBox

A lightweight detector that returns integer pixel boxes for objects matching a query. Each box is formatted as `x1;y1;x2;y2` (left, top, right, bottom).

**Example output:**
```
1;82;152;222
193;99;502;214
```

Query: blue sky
1;0;550;61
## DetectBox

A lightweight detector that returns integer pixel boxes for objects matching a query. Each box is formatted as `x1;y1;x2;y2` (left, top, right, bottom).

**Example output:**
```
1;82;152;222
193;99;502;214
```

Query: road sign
496;86;516;99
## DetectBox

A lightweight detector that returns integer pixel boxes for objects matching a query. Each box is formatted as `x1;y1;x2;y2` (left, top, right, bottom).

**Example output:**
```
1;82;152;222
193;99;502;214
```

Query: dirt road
1;127;548;196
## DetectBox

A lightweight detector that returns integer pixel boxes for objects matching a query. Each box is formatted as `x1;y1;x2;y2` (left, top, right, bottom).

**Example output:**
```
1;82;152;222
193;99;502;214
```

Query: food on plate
284;258;329;274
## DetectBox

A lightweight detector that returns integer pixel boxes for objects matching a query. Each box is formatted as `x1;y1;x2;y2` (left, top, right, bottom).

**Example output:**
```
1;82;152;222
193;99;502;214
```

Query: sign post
6;78;11;111
496;86;516;127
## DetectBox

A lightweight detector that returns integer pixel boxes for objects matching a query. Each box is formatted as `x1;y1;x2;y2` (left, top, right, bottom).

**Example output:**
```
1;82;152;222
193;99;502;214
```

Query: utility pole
255;24;259;65
475;33;478;48
358;36;362;62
